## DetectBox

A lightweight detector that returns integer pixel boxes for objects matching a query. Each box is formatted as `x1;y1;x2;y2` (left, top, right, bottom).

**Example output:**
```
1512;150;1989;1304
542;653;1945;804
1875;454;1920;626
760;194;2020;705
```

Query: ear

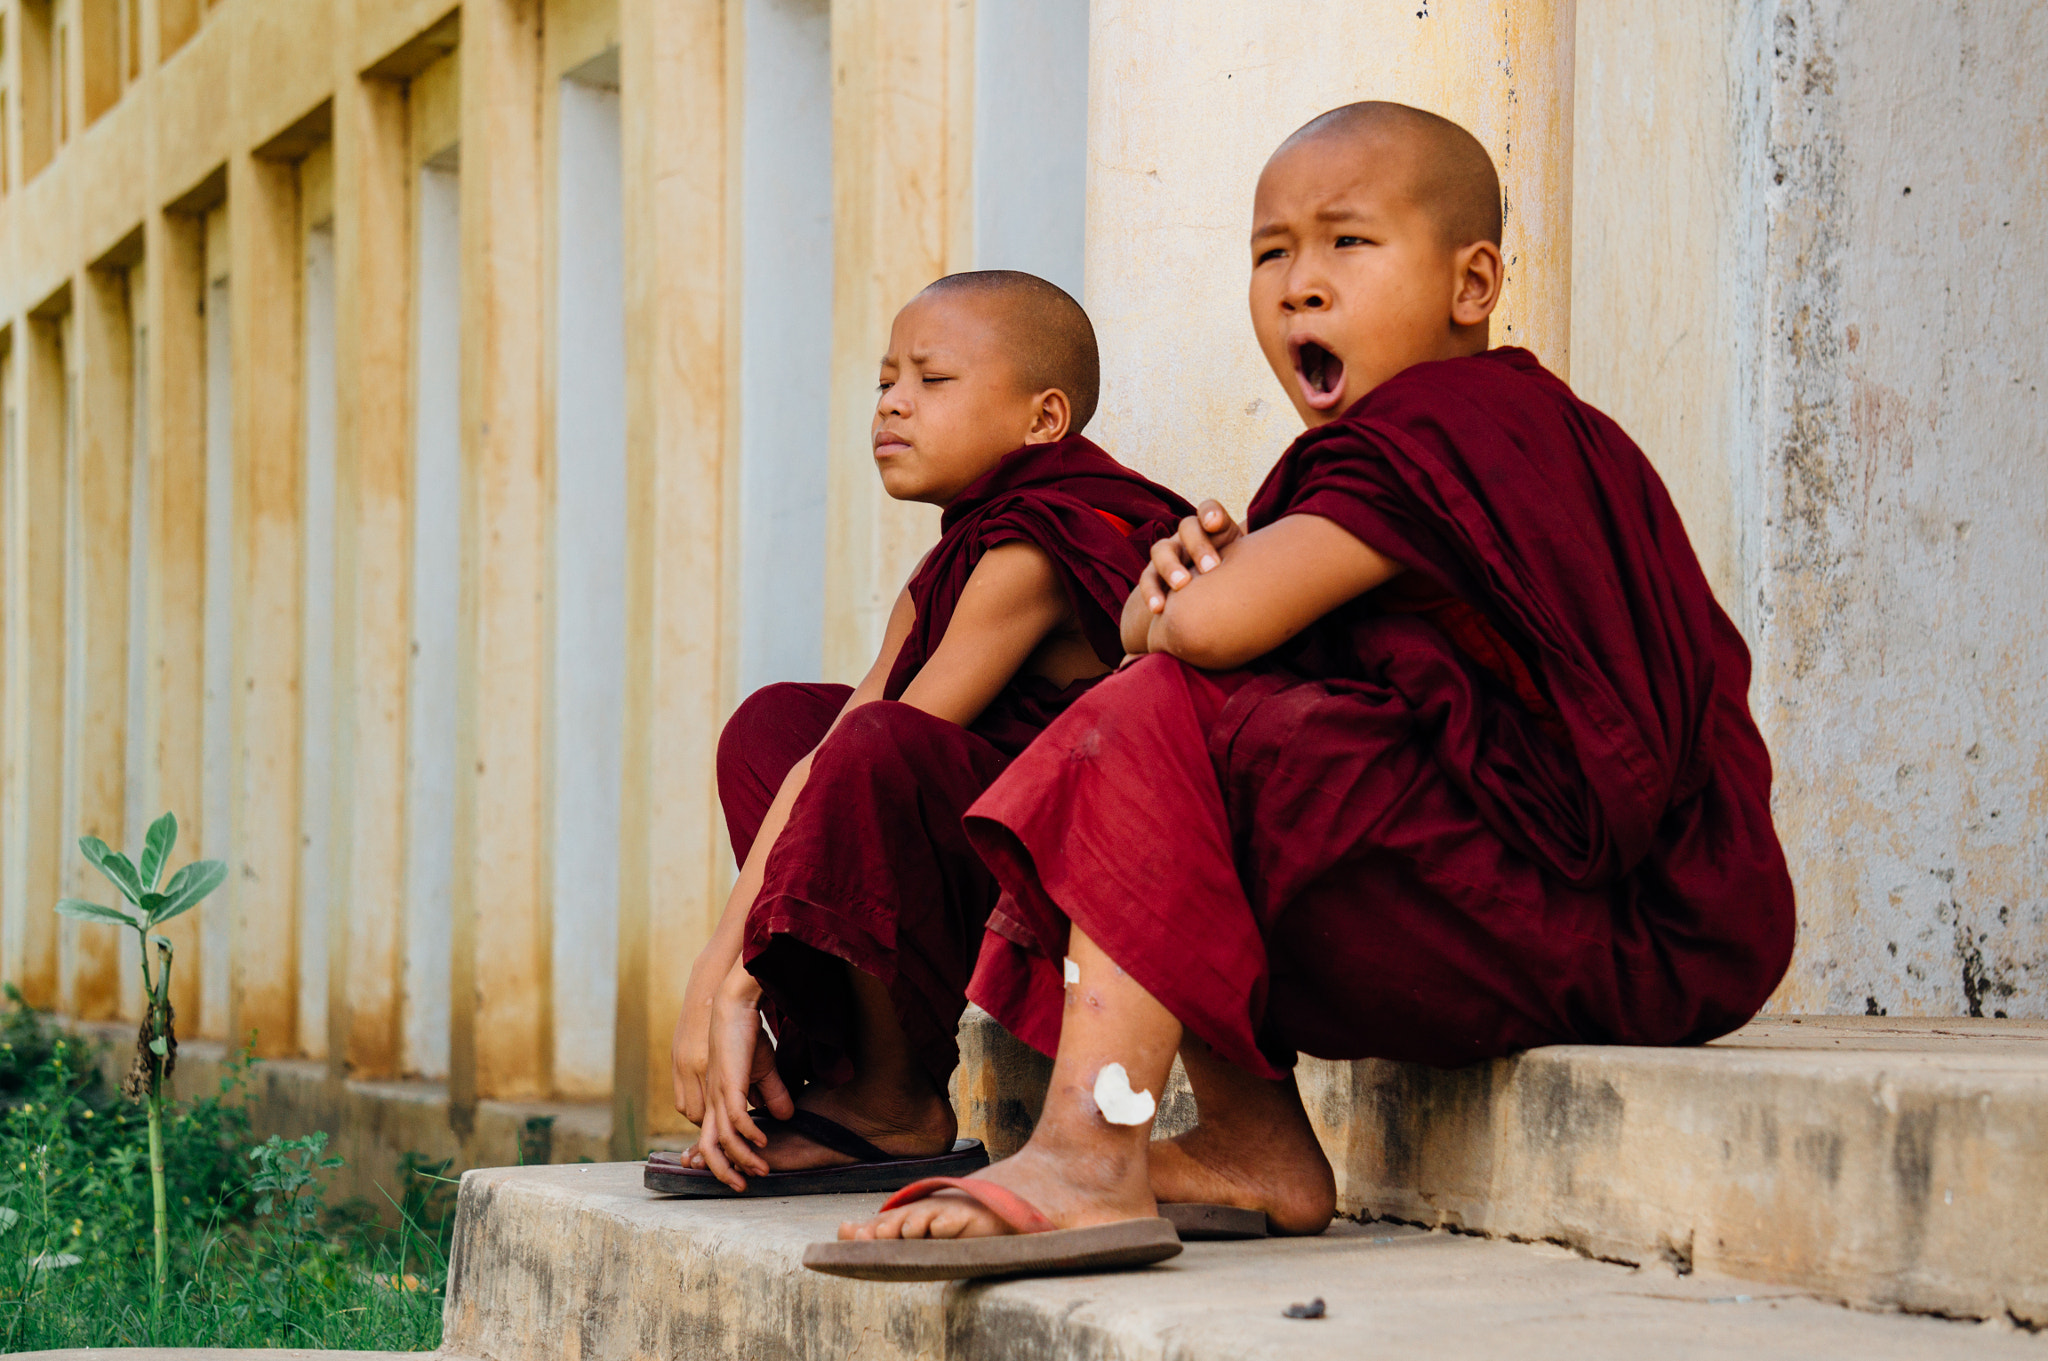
1450;240;1504;330
1023;388;1073;444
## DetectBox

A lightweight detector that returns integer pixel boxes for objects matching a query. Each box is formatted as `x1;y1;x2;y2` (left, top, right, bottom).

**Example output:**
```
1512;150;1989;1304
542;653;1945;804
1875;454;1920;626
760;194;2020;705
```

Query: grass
0;991;454;1352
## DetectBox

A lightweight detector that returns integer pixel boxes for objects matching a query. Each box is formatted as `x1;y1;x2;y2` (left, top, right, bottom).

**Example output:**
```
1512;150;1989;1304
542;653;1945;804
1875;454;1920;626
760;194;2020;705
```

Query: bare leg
840;926;1176;1241
1147;1035;1336;1235
690;964;956;1172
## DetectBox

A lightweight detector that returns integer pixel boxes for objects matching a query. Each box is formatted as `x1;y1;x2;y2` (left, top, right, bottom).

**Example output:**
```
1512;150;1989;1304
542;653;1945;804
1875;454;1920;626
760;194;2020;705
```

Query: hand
670;971;718;1124
692;970;796;1192
1130;501;1236;646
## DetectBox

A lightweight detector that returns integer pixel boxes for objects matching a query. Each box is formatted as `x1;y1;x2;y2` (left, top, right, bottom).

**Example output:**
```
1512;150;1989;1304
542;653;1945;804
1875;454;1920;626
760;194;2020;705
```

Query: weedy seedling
54;812;226;1316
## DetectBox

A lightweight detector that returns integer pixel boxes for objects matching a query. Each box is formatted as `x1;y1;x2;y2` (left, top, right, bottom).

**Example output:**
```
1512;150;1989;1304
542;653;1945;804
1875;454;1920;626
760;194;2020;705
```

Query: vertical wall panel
735;0;830;696
298;220;336;1060
971;0;1087;299
551;68;624;1100
200;215;232;1036
406;157;459;1081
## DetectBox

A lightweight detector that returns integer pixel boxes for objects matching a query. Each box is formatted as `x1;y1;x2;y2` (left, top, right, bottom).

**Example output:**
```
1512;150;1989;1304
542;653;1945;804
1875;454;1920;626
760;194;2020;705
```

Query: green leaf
147;859;228;926
80;837;144;904
139;812;178;891
139;891;168;919
55;898;137;928
149;1035;168;1056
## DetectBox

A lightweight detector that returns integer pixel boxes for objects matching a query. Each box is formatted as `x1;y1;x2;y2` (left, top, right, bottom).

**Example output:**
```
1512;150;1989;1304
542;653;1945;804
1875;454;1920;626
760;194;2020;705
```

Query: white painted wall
201;271;233;1036
57;314;81;1011
972;0;1089;301
736;0;832;696
551;71;625;1099
405;161;459;1080
298;222;337;1060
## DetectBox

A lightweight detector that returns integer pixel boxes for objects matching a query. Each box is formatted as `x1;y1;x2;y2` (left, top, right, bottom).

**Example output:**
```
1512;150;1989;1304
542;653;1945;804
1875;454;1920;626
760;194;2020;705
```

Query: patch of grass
0;993;448;1352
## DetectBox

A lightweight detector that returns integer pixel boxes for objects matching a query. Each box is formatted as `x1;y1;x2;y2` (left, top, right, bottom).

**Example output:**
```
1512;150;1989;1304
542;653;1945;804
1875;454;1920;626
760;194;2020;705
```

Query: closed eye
1255;247;1287;265
1334;235;1371;248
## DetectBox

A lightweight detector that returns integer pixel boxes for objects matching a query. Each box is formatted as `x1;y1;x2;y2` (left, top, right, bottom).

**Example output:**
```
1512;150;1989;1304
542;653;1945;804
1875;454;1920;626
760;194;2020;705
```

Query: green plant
53;811;226;1312
0;1003;444;1351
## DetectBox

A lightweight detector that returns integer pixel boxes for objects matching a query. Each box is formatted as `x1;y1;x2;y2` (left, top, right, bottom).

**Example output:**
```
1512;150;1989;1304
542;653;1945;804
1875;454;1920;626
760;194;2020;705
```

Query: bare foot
686;1079;957;1174
837;1135;1157;1241
1148;1070;1335;1236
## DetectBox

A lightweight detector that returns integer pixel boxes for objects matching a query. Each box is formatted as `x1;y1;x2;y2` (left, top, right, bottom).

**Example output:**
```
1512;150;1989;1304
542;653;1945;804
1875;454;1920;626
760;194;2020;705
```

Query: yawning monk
809;103;1795;1280
657;271;1193;1196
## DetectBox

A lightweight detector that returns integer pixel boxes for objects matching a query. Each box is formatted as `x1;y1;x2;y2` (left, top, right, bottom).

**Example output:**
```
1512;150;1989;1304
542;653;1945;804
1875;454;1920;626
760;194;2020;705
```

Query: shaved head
917;270;1102;432
1280;101;1502;249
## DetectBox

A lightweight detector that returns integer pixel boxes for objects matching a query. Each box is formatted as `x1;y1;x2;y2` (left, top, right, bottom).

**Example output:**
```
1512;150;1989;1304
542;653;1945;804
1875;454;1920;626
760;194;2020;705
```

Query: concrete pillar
819;0;966;681
226;151;303;1058
969;0;1087;297
143;208;210;1033
298;148;337;1063
200;204;233;1037
5;306;69;1009
328;68;413;1080
60;264;136;1021
611;0;729;1150
452;0;551;1109
1082;0;1576;507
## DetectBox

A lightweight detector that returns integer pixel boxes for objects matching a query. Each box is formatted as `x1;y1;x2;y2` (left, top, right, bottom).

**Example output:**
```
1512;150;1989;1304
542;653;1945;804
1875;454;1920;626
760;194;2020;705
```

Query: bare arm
1123;500;1402;670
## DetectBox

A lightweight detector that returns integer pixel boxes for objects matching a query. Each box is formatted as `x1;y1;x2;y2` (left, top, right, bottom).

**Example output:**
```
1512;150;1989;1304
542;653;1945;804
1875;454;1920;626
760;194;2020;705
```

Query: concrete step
440;1163;2037;1360
953;1010;2048;1323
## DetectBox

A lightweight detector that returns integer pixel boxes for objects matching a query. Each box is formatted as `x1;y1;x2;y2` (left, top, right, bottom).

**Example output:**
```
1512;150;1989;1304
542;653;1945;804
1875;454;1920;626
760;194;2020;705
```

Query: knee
720;683;821;768
812;701;945;784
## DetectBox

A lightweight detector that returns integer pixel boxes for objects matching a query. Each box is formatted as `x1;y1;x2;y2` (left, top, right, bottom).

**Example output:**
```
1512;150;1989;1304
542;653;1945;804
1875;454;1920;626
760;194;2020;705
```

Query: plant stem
148;1086;168;1301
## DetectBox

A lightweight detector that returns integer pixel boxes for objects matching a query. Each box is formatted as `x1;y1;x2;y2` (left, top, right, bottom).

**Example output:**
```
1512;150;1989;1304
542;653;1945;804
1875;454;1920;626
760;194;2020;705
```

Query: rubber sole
1159;1201;1271;1240
803;1216;1184;1282
643;1140;989;1198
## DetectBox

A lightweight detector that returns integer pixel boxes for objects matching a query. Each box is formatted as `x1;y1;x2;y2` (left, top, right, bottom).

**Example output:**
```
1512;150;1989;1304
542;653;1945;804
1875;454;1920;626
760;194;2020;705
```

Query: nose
1281;277;1329;313
876;379;911;417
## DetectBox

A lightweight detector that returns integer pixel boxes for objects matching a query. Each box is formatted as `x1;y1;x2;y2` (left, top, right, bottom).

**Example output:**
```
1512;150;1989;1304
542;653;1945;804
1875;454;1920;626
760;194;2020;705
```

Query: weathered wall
1746;0;2047;1017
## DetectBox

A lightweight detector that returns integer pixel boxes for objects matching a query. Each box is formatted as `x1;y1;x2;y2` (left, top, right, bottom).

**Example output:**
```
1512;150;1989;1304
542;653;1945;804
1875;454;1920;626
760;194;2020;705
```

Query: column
611;0;729;1150
452;0;550;1110
328;69;413;1080
4;309;69;1008
142;209;209;1032
820;0;968;681
62;265;136;1020
226;152;303;1058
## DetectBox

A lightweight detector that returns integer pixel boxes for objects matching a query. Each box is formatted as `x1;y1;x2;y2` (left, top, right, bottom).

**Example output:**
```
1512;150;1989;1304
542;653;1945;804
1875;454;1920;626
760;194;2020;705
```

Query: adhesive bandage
1091;1062;1157;1127
1063;957;1081;986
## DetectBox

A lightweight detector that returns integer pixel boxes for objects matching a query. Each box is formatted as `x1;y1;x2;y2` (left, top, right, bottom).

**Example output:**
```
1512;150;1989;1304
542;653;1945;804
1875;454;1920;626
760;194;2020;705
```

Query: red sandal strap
877;1177;1056;1235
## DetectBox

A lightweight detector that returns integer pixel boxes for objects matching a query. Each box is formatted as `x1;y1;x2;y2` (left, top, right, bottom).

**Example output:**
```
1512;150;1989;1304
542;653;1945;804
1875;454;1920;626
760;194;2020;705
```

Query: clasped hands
1121;499;1245;655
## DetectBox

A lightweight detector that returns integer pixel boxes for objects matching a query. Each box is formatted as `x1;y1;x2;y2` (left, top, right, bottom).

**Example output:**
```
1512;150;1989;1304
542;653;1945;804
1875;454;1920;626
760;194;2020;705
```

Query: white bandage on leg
1092;1062;1157;1127
1063;957;1081;986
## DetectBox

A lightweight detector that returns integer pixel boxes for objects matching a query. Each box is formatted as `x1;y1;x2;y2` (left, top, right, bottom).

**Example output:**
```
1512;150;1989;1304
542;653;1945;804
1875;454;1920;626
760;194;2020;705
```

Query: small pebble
1283;1297;1327;1319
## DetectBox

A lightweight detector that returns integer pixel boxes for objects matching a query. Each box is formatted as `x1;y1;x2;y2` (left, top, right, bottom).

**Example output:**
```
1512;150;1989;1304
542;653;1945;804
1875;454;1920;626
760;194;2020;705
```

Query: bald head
917;270;1101;432
1280;101;1502;249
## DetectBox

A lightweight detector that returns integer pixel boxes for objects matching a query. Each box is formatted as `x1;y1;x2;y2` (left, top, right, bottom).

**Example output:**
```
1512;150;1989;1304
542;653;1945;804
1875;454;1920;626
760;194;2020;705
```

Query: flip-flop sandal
644;1109;988;1198
802;1176;1183;1282
1159;1202;1271;1240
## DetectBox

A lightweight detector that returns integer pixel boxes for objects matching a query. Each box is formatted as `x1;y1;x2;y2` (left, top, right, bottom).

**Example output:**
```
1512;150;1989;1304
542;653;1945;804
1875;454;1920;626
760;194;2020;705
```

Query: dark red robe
964;350;1796;1076
720;436;1192;1089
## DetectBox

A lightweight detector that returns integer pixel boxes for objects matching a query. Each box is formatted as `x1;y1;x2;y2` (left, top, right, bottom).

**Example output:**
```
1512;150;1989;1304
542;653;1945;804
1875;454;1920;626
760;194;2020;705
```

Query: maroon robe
964;349;1796;1076
722;436;1192;1089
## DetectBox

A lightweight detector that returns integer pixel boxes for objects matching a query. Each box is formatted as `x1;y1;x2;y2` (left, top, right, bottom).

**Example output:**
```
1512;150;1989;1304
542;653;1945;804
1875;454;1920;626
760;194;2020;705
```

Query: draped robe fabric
964;350;1797;1076
722;436;1194;1088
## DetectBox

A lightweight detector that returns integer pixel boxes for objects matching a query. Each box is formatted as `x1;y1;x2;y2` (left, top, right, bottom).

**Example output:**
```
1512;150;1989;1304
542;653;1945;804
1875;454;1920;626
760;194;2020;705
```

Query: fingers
1138;564;1167;615
1176;515;1220;576
696;1108;747;1192
1197;498;1243;549
1150;536;1195;591
753;1050;797;1121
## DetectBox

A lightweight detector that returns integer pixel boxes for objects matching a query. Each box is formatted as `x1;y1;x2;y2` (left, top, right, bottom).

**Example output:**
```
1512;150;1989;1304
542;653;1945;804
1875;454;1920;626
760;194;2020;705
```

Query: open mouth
1291;339;1347;412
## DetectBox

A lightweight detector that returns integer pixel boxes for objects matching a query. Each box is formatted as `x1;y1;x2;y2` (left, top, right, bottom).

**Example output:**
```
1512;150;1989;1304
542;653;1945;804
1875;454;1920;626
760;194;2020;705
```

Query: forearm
1120;582;1158;654
686;752;813;1005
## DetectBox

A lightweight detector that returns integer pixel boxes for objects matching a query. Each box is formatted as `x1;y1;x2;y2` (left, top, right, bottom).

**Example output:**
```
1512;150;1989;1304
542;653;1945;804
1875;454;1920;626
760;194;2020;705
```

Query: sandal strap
878;1177;1056;1235
763;1109;894;1165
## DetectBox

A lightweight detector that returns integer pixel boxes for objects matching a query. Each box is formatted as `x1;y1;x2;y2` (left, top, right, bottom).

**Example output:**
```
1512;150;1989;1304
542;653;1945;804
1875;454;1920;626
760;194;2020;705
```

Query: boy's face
872;294;1061;506
1248;133;1499;427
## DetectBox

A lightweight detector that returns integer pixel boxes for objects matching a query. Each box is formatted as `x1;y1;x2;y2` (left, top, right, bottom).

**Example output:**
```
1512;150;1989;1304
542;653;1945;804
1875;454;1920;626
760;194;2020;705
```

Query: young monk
809;102;1796;1279
653;270;1193;1196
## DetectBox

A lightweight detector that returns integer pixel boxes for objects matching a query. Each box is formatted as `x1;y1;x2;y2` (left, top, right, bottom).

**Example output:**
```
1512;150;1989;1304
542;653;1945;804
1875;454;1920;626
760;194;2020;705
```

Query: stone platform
439;1163;2036;1360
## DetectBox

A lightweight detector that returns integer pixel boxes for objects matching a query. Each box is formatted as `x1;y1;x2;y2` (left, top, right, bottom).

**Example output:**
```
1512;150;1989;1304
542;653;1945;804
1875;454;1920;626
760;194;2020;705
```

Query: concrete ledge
956;1011;2048;1324
440;1163;2031;1361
